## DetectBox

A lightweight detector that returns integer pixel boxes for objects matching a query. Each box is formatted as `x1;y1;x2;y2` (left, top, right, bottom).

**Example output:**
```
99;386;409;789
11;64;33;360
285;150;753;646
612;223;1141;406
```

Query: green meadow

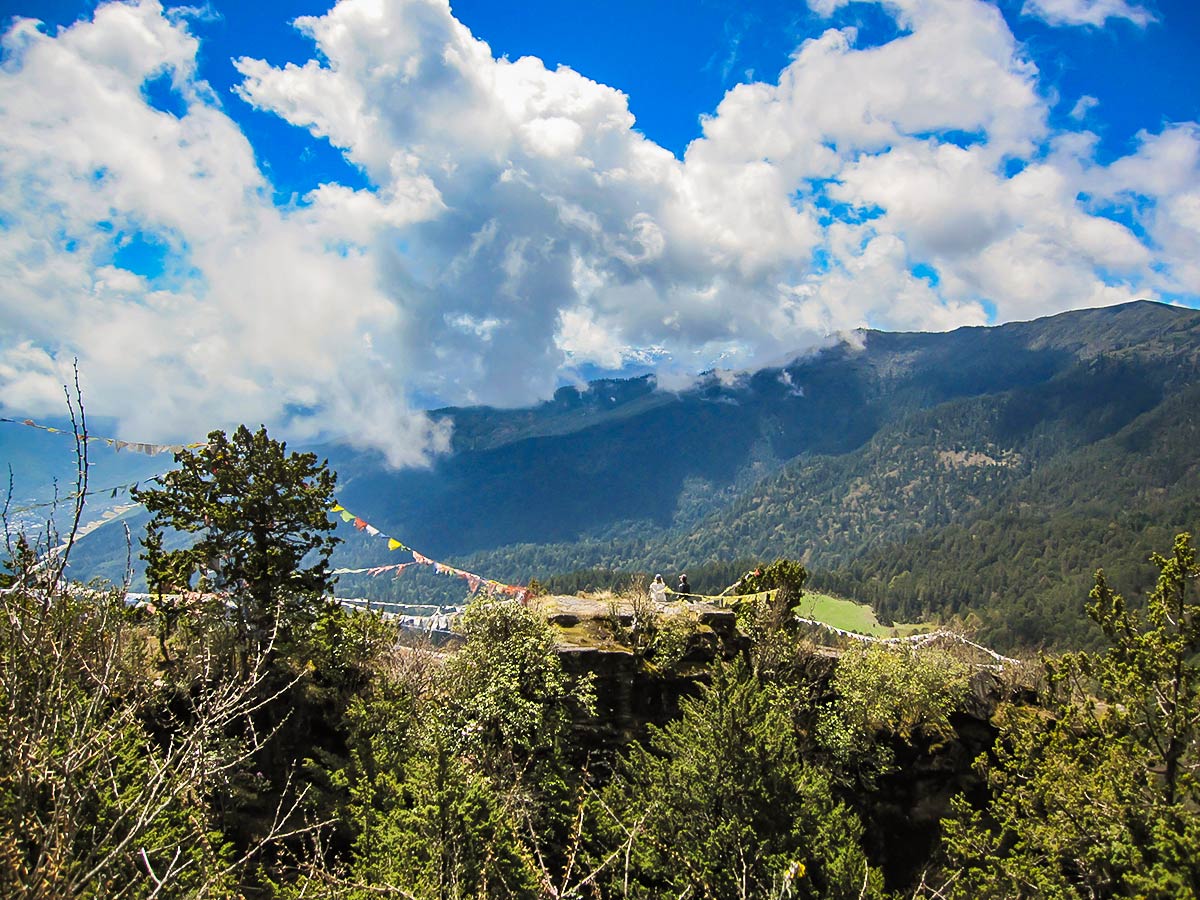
796;590;929;637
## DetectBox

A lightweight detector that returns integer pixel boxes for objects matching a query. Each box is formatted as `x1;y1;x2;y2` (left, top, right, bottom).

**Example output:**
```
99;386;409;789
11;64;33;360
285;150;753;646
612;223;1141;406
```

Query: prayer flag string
3;414;529;602
664;587;779;607
7;474;165;514
329;499;528;601
0;416;206;456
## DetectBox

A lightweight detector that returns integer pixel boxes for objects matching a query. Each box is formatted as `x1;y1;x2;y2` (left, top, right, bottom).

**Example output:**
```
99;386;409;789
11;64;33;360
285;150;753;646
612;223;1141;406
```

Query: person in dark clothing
676;573;691;598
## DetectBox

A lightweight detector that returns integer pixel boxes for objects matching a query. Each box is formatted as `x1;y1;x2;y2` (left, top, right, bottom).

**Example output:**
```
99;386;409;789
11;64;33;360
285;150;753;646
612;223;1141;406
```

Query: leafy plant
935;533;1200;898
817;643;971;786
601;660;884;899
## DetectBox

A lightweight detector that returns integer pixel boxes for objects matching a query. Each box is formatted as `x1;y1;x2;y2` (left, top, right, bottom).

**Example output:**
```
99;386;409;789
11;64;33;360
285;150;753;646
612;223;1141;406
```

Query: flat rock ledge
532;593;738;640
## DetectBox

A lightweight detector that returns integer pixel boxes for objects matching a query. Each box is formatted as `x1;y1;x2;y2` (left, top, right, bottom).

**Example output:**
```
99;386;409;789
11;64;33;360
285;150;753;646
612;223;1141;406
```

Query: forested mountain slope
330;301;1200;648
68;300;1200;648
330;301;1195;552
821;381;1200;647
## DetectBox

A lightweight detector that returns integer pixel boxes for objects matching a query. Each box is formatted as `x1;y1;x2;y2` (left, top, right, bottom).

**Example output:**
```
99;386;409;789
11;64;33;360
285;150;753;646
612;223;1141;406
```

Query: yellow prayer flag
387;538;406;551
331;503;345;512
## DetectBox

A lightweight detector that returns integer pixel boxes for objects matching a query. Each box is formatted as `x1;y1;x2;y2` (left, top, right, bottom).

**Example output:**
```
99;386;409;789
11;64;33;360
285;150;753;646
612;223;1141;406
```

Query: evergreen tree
134;425;340;655
602;660;884;899
937;533;1200;898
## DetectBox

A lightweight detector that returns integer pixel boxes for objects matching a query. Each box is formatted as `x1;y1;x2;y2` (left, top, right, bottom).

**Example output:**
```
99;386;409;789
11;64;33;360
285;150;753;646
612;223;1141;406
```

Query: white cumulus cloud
1021;0;1157;28
0;0;1195;467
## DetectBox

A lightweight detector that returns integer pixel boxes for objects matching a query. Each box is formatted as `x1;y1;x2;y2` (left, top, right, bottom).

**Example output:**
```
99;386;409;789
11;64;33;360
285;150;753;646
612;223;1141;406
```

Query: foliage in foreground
0;572;246;898
5;413;1200;899
934;532;1200;899
597;660;884;899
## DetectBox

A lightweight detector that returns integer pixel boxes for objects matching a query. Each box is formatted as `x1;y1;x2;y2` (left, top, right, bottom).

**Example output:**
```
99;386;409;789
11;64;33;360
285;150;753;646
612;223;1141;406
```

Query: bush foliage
6;421;1199;898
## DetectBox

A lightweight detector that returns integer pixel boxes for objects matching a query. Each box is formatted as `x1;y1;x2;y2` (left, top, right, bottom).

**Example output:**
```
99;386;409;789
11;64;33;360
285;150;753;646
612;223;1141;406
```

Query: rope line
794;616;1019;667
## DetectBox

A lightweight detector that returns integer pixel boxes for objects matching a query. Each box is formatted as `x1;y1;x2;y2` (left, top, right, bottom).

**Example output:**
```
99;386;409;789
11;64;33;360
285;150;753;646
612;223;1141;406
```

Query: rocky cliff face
546;594;1014;888
545;594;746;748
865;670;1008;887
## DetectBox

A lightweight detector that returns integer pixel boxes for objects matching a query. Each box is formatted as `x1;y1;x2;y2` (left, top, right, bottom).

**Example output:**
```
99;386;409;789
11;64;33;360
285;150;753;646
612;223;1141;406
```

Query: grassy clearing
795;591;929;638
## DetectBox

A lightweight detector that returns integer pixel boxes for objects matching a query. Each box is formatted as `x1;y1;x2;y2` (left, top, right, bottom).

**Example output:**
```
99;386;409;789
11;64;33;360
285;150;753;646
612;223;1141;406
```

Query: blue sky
0;0;1198;465
11;1;1197;195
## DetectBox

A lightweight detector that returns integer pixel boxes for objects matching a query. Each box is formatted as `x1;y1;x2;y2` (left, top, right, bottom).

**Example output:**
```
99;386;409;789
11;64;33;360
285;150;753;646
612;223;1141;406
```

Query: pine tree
134;425;340;656
937;533;1200;898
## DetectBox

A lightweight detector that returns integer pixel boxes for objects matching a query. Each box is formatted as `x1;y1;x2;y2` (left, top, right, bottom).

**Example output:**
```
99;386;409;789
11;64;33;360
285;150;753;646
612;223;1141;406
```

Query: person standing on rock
649;574;667;604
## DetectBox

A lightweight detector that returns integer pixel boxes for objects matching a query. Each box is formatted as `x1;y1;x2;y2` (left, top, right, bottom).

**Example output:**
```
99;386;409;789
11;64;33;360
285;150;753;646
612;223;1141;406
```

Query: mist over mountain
63;299;1200;649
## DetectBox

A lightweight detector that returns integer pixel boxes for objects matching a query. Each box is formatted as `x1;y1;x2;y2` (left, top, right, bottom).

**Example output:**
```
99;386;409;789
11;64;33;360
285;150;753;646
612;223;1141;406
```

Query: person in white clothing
649;573;668;604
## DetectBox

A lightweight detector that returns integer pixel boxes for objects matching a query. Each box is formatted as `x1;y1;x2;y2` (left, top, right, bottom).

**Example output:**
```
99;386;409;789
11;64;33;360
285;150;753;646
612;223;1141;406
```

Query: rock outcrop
540;593;1015;889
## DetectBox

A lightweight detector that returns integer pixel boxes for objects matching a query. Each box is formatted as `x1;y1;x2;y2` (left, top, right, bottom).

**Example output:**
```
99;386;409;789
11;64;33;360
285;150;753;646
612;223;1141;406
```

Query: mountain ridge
324;300;1200;648
58;299;1200;649
329;300;1198;550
